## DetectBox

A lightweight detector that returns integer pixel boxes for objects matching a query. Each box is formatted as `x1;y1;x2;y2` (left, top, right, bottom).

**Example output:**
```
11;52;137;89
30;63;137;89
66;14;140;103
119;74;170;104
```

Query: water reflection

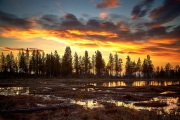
115;97;179;115
87;80;180;87
0;87;29;96
69;96;179;114
71;99;103;109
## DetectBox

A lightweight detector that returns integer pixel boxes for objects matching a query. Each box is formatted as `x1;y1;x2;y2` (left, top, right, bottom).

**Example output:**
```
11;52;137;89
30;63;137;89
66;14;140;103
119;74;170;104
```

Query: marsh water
0;80;180;115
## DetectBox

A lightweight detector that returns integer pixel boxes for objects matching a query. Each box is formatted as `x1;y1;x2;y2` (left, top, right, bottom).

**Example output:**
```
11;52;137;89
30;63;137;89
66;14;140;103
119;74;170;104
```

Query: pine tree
74;52;79;76
114;53;118;76
84;51;89;76
0;52;6;72
165;63;172;78
19;50;27;73
91;55;95;75
54;50;61;77
146;55;153;78
125;55;132;78
61;46;72;77
25;48;30;74
95;50;104;76
118;58;123;77
142;55;153;78
136;58;141;78
108;53;114;76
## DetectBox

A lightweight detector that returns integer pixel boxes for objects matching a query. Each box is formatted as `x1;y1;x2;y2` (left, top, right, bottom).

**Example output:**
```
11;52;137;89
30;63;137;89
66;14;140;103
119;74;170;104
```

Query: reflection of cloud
96;0;119;9
131;0;154;19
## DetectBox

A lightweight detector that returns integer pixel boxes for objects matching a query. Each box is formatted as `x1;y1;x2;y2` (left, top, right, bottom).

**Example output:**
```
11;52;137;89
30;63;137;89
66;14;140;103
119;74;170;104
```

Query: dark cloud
0;9;32;28
131;0;154;19
169;25;180;38
86;19;101;29
101;21;118;30
148;0;180;27
63;14;77;21
41;14;59;23
147;27;167;36
60;13;83;28
96;0;119;9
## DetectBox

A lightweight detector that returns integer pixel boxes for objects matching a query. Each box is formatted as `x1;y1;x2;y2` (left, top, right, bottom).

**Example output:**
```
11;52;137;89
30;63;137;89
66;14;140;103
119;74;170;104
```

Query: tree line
0;46;180;79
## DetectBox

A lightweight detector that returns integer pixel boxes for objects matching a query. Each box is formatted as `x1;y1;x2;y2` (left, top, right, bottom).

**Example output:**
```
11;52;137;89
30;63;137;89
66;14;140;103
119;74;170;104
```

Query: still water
87;80;180;87
0;87;29;96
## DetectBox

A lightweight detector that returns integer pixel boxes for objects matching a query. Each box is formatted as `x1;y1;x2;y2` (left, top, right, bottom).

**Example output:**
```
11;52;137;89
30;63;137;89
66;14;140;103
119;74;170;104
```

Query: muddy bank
0;95;179;120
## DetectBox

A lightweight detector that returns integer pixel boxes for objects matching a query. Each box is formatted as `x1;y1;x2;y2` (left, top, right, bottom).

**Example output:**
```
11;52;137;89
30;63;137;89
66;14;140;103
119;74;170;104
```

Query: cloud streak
2;47;43;52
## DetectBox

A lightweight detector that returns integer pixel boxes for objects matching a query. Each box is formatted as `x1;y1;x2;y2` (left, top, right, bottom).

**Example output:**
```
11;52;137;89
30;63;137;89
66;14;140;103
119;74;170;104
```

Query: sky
0;0;180;68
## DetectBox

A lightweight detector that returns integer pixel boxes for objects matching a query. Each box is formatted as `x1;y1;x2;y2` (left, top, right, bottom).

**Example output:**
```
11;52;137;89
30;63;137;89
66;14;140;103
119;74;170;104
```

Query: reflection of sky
0;87;29;96
88;80;180;87
115;97;179;115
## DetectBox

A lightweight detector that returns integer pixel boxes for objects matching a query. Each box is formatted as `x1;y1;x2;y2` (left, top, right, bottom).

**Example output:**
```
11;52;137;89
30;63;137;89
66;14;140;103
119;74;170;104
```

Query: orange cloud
148;37;178;44
96;0;119;9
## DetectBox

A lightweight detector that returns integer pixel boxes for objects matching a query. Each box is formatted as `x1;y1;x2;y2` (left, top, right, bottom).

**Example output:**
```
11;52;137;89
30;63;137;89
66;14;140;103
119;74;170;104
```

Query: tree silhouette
91;55;95;75
95;50;104;76
142;55;153;78
0;47;179;79
108;53;114;76
61;46;72;77
136;58;141;78
125;55;133;78
19;50;27;74
73;52;79;77
84;51;90;77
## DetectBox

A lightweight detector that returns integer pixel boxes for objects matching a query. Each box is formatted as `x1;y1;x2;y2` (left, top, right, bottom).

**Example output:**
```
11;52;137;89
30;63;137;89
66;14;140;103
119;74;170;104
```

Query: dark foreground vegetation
1;46;180;79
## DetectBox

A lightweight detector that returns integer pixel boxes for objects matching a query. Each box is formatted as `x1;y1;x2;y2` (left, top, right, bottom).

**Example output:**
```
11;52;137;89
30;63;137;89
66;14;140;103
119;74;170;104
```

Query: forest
0;46;180;79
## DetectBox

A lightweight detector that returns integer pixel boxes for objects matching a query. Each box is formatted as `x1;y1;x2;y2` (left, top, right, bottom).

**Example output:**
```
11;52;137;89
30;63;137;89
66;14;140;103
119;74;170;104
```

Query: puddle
0;87;29;96
71;99;103;109
85;80;180;87
71;87;95;92
115;97;180;115
160;91;176;94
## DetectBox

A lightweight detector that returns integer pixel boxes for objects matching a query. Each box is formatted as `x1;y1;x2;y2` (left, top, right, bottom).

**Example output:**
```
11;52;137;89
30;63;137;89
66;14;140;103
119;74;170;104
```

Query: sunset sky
0;0;180;68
